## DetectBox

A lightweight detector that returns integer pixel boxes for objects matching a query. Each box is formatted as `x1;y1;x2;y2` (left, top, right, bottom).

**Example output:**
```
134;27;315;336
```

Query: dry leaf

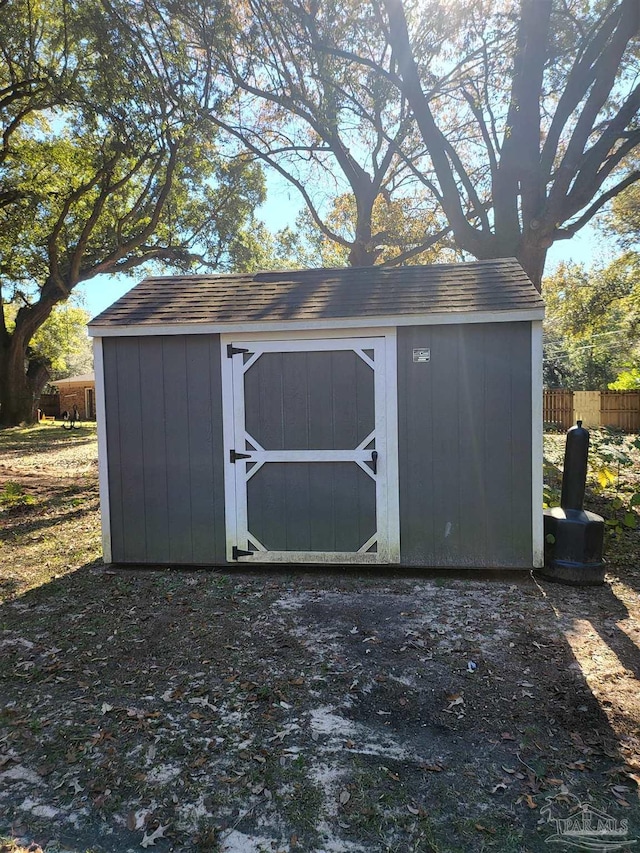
339;789;351;805
475;824;496;834
140;824;168;848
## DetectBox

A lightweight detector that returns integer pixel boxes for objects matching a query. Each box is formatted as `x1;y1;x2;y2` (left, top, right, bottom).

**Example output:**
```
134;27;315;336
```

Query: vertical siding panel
186;336;216;563
283;351;310;450
258;353;284;450
209;337;227;564
104;334;225;566
398;326;435;565
509;324;533;564
483;326;514;565
456;326;487;565
248;464;287;550
309;463;335;550
284;463;311;550
331;351;358;449
430;326;460;563
138;338;170;563
162;337;193;563
355;355;375;447
103;339;125;562
115;338;147;562
307;353;333;449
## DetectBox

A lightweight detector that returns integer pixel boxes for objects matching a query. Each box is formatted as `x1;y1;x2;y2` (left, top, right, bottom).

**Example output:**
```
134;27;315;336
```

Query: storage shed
88;260;545;569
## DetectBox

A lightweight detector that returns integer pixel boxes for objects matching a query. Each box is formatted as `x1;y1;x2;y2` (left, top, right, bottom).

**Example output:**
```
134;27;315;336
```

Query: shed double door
224;336;398;564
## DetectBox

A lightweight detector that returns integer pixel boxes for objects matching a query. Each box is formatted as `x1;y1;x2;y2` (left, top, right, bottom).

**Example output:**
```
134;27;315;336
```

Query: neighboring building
89;261;544;570
53;373;96;420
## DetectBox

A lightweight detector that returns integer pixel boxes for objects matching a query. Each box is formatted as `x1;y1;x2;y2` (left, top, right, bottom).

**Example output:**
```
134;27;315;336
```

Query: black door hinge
230;449;252;463
232;545;254;560
227;344;250;358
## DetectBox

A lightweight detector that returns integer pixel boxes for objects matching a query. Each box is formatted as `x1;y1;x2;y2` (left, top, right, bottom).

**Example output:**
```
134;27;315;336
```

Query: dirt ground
1;426;639;853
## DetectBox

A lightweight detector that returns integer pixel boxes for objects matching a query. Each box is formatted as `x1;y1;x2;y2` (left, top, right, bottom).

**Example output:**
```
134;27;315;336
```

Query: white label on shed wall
412;348;431;363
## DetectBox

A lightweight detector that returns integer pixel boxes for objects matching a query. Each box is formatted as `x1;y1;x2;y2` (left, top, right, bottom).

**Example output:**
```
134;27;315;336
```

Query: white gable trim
89;307;544;338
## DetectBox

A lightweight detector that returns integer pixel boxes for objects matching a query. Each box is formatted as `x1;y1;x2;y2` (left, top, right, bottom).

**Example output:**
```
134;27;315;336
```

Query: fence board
573;391;601;428
543;390;574;431
600;391;640;432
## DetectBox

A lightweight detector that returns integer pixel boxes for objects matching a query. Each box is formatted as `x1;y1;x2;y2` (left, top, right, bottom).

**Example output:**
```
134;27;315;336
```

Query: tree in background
377;0;640;288
543;255;640;389
0;0;266;425
3;301;93;380
155;0;640;284
153;0;453;268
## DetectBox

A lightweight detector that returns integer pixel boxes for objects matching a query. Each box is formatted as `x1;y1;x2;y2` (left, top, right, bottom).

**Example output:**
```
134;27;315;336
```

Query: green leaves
0;0;275;423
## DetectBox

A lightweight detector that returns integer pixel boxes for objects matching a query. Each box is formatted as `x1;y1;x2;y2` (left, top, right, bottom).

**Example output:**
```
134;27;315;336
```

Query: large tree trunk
516;233;550;292
0;337;46;426
0;281;59;427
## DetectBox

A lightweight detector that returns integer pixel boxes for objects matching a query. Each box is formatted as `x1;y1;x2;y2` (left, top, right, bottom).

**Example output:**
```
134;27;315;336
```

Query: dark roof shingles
89;259;543;327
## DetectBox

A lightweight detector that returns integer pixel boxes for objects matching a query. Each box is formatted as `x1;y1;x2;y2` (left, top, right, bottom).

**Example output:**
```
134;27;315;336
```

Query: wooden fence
543;390;574;431
543;389;640;432
600;390;640;432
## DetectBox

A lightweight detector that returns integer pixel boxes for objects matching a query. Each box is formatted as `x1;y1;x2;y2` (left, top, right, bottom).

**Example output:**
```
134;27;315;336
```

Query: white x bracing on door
222;334;400;564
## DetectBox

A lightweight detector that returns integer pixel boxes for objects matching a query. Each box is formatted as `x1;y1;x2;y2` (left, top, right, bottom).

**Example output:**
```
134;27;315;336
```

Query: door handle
371;450;378;474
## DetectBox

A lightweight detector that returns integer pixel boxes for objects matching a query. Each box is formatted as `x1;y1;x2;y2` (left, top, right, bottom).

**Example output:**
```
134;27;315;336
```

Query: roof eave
88;306;544;338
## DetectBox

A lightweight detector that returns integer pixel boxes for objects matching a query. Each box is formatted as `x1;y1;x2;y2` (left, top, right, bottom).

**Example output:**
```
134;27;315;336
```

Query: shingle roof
89;259;543;328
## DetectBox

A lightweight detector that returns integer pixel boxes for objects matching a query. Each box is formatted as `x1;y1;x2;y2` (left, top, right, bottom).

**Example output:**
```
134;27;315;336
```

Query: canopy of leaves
543;254;640;389
607;165;640;250
4;301;93;377
0;0;270;423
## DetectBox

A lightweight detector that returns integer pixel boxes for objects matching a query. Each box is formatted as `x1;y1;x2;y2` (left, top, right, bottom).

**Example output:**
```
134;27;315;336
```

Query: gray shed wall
102;322;534;568
102;335;226;564
397;322;533;567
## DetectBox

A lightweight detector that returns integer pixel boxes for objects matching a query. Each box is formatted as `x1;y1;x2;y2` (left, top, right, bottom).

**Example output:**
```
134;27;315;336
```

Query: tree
161;0;452;267
382;0;640;288
111;0;640;285
291;192;460;268
542;255;640;388
0;0;266;425
609;367;640;389
4;301;93;379
606;158;640;249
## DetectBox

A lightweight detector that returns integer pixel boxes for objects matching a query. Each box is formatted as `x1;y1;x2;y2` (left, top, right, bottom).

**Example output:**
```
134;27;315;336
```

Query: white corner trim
93;337;112;564
88;308;545;338
531;320;544;568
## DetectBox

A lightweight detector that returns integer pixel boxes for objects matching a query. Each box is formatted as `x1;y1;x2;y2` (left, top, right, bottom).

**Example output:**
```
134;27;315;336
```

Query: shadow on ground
1;562;639;853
